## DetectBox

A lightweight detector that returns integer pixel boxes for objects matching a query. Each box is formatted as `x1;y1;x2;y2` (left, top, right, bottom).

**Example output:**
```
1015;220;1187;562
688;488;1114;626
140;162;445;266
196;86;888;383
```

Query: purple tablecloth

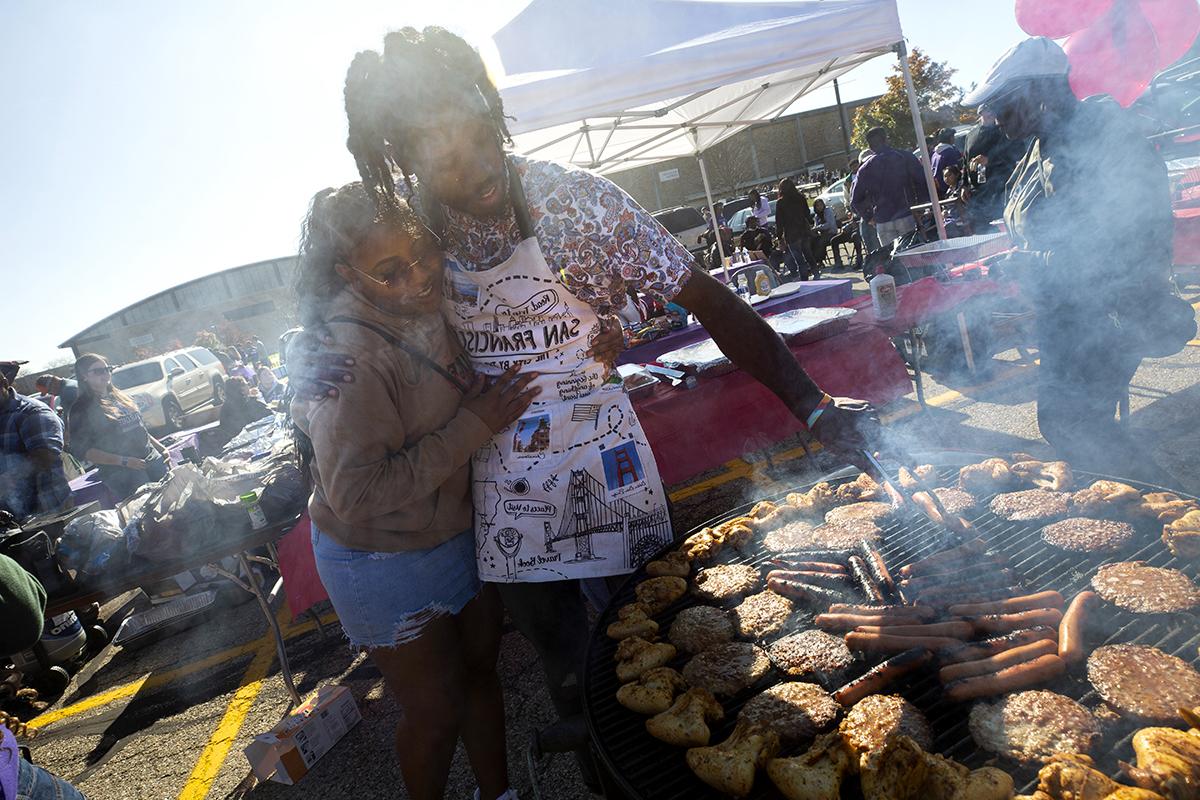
617;279;853;366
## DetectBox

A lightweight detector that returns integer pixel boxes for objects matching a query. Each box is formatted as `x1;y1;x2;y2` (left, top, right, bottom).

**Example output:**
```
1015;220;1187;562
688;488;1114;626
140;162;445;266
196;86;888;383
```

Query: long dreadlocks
343;26;513;214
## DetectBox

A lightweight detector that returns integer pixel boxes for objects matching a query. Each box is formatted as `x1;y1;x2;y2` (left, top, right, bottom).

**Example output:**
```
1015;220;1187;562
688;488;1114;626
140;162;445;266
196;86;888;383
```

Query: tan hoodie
292;290;491;552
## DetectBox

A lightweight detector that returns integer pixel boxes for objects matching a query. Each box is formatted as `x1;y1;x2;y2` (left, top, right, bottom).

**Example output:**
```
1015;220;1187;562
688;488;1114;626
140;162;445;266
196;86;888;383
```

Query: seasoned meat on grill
668;605;735;654
686;720;780;799
732;590;797;639
808;520;884;550
1091;562;1200;613
825;501;895;527
1011;460;1075;491
968;690;1100;764
767;629;855;684
1070;479;1143;518
839;694;933;758
693;564;761;602
739;681;842;743
1124;726;1200;799
959;458;1017;496
635;576;688;613
930;487;978;517
683;641;772;697
616;667;687;715
833;473;883;504
1040;518;1136;553
763;520;820;552
766;732;853;800
1163;509;1200;559
988;489;1072;522
1088;644;1200;723
1135;492;1200;525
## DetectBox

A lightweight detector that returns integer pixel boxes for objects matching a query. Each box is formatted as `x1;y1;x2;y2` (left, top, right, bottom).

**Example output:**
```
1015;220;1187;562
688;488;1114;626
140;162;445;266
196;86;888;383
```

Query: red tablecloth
274;511;329;620
1174;206;1200;265
842;275;1020;333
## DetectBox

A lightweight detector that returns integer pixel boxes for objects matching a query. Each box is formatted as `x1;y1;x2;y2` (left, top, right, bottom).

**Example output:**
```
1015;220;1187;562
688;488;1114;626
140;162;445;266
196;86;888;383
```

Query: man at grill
970;38;1194;482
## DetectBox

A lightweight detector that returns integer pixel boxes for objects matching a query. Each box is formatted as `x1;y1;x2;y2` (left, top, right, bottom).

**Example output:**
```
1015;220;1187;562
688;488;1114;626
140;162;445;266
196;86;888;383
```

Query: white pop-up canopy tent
491;0;946;265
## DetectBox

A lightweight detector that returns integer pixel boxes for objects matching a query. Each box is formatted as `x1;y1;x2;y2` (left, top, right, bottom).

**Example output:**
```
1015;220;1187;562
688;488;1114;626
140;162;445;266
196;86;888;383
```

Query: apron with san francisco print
440;170;673;583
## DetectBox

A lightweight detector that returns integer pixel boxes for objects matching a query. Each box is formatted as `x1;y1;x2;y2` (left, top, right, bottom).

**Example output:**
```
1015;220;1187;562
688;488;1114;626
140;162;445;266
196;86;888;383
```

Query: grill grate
581;459;1200;799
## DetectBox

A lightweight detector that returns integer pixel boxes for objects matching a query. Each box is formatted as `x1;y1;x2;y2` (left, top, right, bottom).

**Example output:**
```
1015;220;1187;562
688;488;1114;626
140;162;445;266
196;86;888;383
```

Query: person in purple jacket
851;126;929;249
930;127;963;197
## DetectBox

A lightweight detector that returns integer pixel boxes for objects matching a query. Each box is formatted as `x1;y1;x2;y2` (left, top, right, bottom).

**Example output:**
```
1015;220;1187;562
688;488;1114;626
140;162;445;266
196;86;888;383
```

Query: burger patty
738;682;841;743
968;690;1100;764
762;520;820;552
668;605;734;654
692;564;761;602
839;694;933;756
1088;644;1200;723
824;501;895;527
1091;561;1200;613
682;641;771;697
732;590;797;639
767;629;854;684
1040;518;1136;553
808;520;884;550
988;489;1072;522
931;487;977;517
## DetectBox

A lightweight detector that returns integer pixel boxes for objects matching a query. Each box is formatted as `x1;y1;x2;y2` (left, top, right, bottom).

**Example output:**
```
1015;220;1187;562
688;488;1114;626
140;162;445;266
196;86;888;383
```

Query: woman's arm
84;448;146;469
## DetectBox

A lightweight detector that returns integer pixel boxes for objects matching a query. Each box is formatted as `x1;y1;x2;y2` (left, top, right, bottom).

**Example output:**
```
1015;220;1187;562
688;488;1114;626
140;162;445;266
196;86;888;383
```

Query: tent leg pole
696;148;728;282
896;40;947;242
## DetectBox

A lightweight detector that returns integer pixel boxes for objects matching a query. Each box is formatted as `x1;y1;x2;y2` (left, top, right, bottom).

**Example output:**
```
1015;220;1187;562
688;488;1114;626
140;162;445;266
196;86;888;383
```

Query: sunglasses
344;229;443;288
86;366;112;376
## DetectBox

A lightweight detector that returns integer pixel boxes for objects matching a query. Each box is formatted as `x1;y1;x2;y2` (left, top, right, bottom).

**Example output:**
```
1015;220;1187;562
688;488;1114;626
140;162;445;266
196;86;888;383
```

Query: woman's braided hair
343;26;513;214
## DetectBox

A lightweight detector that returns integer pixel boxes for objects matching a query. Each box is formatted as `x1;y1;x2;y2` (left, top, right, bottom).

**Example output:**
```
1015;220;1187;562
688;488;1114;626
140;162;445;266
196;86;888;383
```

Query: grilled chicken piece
714;516;756;548
1121;726;1200;799
645;687;724;747
1164;510;1200;560
1071;480;1143;518
1011;460;1074;492
898;464;937;492
644;549;691;578
834;473;883;504
1136;493;1200;525
687;720;780;798
785;482;839;517
959;458;1017;495
615;667;687;715
681;528;722;562
634;576;687;614
614;636;675;682
957;767;1016;800
767;732;853;800
860;735;931;800
606;603;658;640
1026;754;1166;800
749;501;779;520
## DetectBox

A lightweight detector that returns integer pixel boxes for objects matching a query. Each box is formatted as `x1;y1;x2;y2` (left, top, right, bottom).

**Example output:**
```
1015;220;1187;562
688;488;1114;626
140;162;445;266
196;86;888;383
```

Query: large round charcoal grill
581;453;1200;798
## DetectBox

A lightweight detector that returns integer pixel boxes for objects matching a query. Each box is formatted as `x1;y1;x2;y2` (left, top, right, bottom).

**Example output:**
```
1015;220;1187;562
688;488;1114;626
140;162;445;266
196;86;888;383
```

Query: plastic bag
133;464;248;561
59;510;129;577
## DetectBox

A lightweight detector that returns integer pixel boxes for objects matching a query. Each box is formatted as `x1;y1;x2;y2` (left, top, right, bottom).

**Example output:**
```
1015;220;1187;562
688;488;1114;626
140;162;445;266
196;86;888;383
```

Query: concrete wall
62;258;299;365
608;97;877;210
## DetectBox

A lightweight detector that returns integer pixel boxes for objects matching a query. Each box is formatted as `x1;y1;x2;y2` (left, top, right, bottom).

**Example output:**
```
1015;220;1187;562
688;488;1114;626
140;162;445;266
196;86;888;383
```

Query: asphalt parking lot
14;278;1200;800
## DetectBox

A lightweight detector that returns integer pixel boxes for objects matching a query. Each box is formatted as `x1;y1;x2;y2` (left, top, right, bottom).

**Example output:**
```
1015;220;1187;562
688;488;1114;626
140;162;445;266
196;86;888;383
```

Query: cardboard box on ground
244;685;362;785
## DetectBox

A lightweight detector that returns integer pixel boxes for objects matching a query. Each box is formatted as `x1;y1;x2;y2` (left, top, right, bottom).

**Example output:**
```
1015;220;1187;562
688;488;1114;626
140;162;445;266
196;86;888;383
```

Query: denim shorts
311;524;481;649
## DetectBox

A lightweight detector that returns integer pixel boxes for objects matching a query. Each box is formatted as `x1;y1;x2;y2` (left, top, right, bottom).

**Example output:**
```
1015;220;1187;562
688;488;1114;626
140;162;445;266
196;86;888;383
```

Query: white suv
110;347;227;431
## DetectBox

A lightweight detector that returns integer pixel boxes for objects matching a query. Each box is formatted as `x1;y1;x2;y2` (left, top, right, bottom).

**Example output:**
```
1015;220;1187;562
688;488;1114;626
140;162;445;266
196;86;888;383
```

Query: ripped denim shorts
311;524;481;649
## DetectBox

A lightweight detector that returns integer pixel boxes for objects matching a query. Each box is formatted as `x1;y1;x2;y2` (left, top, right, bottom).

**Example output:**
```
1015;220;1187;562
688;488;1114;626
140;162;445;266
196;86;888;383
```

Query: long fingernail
343;374;352;382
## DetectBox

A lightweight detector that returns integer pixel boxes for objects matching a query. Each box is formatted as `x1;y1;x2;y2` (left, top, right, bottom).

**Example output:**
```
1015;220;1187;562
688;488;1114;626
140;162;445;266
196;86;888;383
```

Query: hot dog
944;653;1067;702
783;561;849;574
845;631;964;654
1058;591;1097;665
848;556;886;603
902;570;1019;595
948;590;1064;617
857;541;898;599
833;647;931;706
918;584;1019;609
969;607;1063;636
770;550;851;565
937;638;1059;683
767;569;848;590
827;604;937;620
854;620;974;639
767;574;849;605
897;538;990;577
816;613;933;632
938;627;1058;664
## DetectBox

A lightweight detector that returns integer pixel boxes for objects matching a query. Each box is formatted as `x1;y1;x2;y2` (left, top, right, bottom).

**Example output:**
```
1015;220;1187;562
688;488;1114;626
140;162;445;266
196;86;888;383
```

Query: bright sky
1;0;1023;371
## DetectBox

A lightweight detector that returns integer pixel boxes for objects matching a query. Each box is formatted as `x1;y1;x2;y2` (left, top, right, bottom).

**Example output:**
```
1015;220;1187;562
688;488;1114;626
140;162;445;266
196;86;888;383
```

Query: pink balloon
1065;0;1159;106
1016;0;1114;37
1140;0;1200;68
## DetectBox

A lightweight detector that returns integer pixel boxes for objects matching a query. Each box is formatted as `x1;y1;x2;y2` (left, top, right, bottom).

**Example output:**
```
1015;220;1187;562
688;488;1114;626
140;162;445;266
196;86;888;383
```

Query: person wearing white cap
972;37;1193;483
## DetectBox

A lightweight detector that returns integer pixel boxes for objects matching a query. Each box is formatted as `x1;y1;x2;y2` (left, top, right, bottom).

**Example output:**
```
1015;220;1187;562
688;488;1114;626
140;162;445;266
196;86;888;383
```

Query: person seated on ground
256;366;286;405
0;552;90;799
738;215;775;262
810;198;841;270
67;354;169;502
0;361;72;521
217;376;273;444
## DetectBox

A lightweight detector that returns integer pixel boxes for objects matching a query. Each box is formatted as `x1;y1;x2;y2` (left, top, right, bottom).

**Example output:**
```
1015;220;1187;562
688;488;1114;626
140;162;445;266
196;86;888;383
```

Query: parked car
719;195;754;220
652;206;710;258
110;347;227;431
728;199;777;235
815;176;851;223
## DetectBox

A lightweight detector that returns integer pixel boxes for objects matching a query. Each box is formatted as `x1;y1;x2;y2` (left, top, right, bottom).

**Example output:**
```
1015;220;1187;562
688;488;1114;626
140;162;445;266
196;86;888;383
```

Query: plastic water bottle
870;273;898;321
977;163;987;184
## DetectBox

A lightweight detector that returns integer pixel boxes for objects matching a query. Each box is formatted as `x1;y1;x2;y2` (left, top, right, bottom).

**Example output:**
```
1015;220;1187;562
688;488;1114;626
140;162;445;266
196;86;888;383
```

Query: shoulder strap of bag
327;316;471;395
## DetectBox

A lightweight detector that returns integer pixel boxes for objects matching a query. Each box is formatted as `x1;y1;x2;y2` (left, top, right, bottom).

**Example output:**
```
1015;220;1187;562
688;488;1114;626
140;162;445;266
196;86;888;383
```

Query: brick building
606;96;878;211
59;257;298;364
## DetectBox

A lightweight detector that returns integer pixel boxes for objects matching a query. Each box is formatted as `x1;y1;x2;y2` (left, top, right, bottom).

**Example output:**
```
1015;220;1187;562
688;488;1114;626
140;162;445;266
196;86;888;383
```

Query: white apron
441;176;673;583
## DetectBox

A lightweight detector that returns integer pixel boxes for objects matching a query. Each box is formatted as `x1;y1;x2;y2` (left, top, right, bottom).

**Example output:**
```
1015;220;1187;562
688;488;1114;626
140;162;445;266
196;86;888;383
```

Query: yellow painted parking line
30;611;339;731
177;642;276;800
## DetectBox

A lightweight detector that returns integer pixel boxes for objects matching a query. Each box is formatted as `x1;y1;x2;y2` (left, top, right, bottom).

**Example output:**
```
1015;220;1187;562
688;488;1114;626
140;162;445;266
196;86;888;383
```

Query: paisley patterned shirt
428;155;695;315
